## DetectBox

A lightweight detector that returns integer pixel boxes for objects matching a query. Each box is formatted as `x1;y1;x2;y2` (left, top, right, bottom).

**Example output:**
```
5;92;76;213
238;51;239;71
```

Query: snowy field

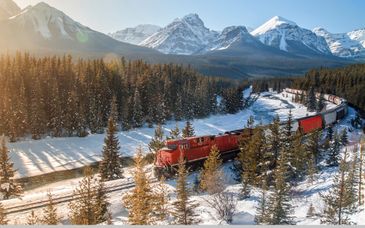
9;89;336;178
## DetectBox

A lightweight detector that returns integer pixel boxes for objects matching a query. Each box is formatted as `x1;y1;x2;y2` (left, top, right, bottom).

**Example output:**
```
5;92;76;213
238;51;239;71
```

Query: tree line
0;53;248;142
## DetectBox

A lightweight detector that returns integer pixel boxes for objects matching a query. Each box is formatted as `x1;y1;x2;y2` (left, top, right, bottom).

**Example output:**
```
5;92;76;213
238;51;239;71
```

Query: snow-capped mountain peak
109;24;161;45
9;2;88;40
140;13;218;55
313;27;365;58
0;0;20;20
252;16;331;55
208;26;255;51
252;16;296;36
347;28;365;48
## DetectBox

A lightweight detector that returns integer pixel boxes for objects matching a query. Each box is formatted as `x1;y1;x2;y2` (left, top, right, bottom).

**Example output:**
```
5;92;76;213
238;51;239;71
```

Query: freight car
154;89;348;179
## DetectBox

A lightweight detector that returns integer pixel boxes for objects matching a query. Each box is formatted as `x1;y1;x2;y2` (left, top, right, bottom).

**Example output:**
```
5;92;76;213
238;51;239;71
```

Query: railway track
4;178;158;215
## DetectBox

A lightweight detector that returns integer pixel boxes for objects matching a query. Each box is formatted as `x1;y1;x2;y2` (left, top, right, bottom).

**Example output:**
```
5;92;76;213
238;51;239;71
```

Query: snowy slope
313;27;365;58
109;24;161;45
0;0;20;20
251;16;331;55
348;28;365;48
9;88;324;179
140;13;218;55
207;26;258;51
8;2;92;40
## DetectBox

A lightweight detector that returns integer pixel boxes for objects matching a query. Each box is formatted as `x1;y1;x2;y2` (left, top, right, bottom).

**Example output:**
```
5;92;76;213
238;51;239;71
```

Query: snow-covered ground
3;90;364;225
9;89;331;179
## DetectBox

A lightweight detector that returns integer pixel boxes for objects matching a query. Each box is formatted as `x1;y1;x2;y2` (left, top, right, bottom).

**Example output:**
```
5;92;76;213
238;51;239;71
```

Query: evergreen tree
267;115;281;168
0;137;22;199
99;114;123;181
152;176;170;222
316;93;326;112
321;150;356;225
168;123;181;140
254;180;270;224
41;192;61;225
290;132;306;180
172;155;199;225
0;202;7;225
326;131;341;167
199;145;223;194
306;203;316;218
69;167;109;225
27;210;39;225
131;88;144;128
327;126;334;142
307;154;317;184
95;178;110;223
149;124;165;155
341;128;349;146
266;149;295;225
307;87;317;112
306;130;322;164
122;147;155;225
182;121;195;138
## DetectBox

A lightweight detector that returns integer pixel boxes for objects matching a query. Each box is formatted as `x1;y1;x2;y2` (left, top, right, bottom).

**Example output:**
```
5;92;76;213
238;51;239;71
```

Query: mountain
0;2;160;59
109;24;161;45
348;28;365;48
0;0;20;20
251;16;331;56
313;27;365;58
140;13;218;55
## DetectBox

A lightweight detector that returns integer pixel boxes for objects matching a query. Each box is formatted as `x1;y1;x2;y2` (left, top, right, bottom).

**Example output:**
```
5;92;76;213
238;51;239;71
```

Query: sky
13;0;365;34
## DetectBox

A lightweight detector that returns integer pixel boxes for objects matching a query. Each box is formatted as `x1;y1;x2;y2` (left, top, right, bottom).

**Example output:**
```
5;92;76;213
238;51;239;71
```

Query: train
153;88;348;178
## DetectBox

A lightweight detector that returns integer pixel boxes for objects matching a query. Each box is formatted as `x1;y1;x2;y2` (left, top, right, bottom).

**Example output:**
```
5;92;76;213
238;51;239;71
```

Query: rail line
4;178;158;215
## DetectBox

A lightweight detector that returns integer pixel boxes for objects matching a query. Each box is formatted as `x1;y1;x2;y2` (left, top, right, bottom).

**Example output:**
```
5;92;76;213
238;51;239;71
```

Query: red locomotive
153;88;348;179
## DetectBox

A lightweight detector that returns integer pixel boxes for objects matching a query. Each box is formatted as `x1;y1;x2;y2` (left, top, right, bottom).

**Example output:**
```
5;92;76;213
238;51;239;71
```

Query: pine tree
321;150;356;225
122;147;155;225
0;202;7;225
41;192;61;225
307;154;317;184
254;179;270;224
267;115;281;169
172;155;199;225
152;176;170;222
168;123;181;140
326;131;341;167
0;137;22;199
306;130;322;164
69;167;109;225
182;121;195;138
307;87;316;112
131;88;144;128
290;132;306;180
95;178;110;224
99;114;123;181
341;128;349;146
27;210;39;225
266;149;295;225
199;145;223;194
306;203;316;218
149;124;165;155
316;93;325;112
327;126;334;142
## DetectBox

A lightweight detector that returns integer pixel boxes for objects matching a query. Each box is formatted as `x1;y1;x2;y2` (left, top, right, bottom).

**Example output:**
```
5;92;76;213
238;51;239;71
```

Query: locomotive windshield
167;144;177;150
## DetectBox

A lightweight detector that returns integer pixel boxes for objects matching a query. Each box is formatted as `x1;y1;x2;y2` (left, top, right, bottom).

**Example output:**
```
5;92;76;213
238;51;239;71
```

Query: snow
348;28;365;48
251;16;331;55
313;27;365;58
109;24;161;45
9;88;334;179
251;16;296;36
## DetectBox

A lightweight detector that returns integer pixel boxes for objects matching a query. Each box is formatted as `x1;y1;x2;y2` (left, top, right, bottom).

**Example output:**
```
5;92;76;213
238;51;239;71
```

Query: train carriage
323;111;337;126
298;115;323;134
336;107;346;121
